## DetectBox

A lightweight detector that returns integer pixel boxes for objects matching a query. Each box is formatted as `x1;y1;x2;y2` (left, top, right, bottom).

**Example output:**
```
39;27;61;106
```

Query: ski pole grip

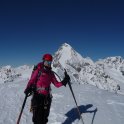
64;69;67;75
64;68;71;85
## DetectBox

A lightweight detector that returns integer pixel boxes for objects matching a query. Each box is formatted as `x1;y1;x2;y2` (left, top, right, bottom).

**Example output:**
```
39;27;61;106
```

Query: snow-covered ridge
96;56;124;70
52;43;124;94
0;43;124;94
0;65;33;84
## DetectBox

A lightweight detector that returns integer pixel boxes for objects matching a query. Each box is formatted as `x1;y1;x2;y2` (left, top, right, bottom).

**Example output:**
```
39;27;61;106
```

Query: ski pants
31;93;52;124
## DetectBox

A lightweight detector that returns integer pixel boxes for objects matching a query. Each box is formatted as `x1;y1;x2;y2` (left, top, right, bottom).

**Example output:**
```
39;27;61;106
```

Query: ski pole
64;69;85;124
16;95;28;124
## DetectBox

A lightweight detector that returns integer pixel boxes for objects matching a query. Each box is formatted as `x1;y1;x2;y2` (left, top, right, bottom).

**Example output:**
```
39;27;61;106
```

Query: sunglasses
44;60;52;65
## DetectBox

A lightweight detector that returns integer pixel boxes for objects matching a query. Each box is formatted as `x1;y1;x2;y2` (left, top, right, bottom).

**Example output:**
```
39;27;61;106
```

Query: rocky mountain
52;43;124;93
0;43;124;94
0;65;32;84
96;56;124;73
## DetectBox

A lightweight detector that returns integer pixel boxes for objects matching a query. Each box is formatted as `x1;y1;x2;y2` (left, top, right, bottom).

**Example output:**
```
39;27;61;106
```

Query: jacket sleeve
25;66;39;89
51;72;63;88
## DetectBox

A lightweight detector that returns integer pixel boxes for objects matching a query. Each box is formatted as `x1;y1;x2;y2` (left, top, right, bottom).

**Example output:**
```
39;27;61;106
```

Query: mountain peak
61;42;71;48
2;65;11;70
59;42;72;52
53;43;84;68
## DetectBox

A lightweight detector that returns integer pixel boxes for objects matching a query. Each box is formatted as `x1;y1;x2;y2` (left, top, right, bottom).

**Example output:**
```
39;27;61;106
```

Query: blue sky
0;0;124;66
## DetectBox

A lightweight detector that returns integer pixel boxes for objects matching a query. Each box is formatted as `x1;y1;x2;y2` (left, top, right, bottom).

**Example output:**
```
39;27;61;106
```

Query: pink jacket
26;62;63;95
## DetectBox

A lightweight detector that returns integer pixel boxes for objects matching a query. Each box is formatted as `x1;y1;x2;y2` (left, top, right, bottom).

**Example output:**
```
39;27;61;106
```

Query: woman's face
44;60;52;67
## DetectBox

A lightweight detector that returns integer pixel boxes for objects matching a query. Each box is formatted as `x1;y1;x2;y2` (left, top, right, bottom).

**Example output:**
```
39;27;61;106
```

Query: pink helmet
43;54;53;61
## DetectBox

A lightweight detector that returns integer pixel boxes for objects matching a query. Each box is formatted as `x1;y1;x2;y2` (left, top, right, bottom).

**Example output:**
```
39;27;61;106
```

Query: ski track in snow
0;80;124;124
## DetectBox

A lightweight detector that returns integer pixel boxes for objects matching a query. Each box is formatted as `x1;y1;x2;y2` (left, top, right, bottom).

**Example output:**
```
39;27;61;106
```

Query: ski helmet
43;54;53;61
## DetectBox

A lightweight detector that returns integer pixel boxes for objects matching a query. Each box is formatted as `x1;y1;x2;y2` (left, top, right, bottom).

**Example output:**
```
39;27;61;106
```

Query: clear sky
0;0;124;67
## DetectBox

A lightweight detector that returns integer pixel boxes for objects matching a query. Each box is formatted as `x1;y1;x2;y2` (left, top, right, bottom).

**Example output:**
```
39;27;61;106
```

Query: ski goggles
44;60;52;65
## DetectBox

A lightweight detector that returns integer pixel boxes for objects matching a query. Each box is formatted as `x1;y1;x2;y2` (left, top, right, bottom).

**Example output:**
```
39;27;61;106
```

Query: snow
0;65;33;84
0;42;124;124
0;79;124;124
0;43;122;94
53;43;85;69
52;43;124;94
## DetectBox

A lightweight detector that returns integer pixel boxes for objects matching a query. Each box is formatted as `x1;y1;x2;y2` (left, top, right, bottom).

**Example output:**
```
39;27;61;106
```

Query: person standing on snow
24;53;70;124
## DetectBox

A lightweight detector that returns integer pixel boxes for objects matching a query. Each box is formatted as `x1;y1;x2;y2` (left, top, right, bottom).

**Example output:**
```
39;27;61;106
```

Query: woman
24;53;70;124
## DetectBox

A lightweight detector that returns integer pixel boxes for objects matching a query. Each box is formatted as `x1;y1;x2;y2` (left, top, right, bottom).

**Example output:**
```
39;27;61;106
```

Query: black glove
24;87;32;96
61;70;70;86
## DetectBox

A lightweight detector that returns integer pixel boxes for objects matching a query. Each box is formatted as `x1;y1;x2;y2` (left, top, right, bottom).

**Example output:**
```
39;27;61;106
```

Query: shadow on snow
62;104;98;124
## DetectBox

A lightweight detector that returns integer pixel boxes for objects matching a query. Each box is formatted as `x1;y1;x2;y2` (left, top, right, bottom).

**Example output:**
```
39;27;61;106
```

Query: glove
24;87;32;96
61;70;70;86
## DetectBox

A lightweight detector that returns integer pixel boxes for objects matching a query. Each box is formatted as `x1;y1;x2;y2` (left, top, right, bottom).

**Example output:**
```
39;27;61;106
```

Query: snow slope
0;78;124;124
0;42;124;124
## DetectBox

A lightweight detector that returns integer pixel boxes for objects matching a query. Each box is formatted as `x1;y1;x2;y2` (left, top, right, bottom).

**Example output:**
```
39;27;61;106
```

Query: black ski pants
31;93;52;124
